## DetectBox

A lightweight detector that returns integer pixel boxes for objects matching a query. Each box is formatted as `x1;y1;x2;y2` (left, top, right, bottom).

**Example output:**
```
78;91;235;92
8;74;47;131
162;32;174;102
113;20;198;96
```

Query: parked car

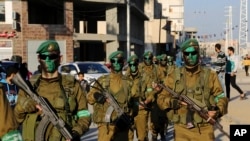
58;61;110;84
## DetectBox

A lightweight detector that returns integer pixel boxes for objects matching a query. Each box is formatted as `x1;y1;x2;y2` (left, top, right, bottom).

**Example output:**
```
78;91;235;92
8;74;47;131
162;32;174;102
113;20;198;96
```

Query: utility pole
224;6;233;54
126;0;130;60
239;0;248;57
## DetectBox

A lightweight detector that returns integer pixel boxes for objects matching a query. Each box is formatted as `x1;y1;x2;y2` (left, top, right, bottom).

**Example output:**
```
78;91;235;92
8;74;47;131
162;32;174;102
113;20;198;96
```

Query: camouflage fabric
138;62;158;102
157;65;228;140
125;68;149;141
14;74;91;141
87;72;132;140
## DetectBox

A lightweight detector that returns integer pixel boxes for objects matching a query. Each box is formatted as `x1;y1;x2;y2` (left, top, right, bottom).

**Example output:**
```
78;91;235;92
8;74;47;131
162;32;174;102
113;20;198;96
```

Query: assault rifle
157;83;230;138
11;73;73;141
89;78;133;130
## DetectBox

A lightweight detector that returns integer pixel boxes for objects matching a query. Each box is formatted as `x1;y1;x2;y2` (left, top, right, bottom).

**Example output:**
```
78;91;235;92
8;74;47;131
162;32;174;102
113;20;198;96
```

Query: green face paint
111;57;123;72
183;47;198;66
160;58;167;66
129;61;138;73
45;56;57;73
144;55;153;66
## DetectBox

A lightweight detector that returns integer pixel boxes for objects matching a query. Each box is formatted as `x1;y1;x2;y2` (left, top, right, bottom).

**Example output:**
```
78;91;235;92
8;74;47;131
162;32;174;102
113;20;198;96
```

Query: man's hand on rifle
138;101;147;110
178;100;218;118
152;82;161;91
208;111;217;118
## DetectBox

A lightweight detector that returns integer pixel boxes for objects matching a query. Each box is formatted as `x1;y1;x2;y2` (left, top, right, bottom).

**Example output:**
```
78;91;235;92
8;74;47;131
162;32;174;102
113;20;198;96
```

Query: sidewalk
215;69;250;141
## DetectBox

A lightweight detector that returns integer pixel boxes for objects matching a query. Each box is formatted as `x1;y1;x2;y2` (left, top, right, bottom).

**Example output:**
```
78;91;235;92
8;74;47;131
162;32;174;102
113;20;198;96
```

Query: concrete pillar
106;6;118;35
106;40;119;61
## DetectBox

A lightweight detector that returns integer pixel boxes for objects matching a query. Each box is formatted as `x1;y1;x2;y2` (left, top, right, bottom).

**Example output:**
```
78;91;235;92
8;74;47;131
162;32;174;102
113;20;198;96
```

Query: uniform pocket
53;97;65;110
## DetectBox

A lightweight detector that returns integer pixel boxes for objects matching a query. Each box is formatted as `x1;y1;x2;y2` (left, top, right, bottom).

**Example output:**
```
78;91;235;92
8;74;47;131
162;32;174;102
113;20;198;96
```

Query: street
81;69;250;141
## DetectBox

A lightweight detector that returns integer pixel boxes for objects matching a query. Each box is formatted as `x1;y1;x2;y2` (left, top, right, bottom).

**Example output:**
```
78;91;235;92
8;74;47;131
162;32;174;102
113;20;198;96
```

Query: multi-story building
0;0;148;72
144;0;184;57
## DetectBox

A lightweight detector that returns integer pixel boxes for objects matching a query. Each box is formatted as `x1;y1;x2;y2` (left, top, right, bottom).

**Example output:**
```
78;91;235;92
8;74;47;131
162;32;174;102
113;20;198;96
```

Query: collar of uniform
184;65;201;75
40;76;60;83
110;71;123;78
129;71;140;79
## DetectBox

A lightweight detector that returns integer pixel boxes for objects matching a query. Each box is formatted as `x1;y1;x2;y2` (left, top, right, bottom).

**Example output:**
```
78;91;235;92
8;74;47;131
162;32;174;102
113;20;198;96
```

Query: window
0;1;5;22
28;0;64;24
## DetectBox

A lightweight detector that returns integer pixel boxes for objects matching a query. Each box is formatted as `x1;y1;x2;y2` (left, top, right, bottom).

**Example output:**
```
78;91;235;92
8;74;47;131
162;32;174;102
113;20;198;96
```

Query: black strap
59;75;72;126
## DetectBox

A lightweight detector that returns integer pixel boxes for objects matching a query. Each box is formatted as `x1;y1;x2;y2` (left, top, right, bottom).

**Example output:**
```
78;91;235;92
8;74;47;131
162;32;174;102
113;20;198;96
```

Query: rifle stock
158;83;230;138
12;72;73;140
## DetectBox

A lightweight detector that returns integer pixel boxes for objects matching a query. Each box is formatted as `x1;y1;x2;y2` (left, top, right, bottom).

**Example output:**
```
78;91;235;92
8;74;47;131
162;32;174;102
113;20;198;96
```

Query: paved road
81;69;250;141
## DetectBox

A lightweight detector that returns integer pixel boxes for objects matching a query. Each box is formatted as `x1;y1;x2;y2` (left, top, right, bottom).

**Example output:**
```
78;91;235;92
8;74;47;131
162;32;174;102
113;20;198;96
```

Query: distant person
214;43;227;93
19;62;32;80
225;47;246;100
0;76;23;141
243;54;250;76
78;71;90;93
175;49;183;67
33;65;42;75
0;66;19;108
14;40;91;140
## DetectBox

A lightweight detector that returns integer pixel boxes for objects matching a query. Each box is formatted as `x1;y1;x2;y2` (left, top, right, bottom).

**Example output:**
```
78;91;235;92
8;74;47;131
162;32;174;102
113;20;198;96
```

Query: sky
184;0;249;42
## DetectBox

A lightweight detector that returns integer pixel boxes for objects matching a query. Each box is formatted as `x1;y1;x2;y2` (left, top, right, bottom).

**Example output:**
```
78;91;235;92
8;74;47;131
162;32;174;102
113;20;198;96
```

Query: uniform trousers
97;124;129;141
128;110;149;141
174;124;214;141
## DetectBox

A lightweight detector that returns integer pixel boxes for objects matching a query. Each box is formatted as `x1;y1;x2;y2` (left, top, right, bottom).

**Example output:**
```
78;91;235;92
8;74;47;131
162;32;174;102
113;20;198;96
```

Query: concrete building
144;0;184;57
0;0;148;72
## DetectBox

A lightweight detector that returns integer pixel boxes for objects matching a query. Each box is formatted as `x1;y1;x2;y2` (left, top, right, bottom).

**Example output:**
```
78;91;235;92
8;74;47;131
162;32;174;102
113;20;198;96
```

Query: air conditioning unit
12;21;17;29
12;11;17;20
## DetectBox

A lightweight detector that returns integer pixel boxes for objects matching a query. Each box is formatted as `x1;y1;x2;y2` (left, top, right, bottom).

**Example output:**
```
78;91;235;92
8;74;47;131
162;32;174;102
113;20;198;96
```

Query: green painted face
144;55;153;66
110;57;123;72
183;47;199;66
39;53;60;73
160;57;167;66
128;61;138;73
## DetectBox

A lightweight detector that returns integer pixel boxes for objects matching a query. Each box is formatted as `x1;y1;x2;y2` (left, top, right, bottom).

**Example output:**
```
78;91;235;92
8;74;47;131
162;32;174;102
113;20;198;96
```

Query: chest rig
169;66;217;125
140;64;158;98
30;74;75;125
93;74;131;123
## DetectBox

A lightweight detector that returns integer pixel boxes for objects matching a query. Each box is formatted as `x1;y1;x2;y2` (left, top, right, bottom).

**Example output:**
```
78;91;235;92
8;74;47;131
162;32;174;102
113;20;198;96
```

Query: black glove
93;92;106;104
71;131;81;141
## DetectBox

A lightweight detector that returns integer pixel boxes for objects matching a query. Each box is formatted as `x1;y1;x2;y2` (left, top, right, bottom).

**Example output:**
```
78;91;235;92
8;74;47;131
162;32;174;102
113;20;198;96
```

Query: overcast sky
184;0;249;42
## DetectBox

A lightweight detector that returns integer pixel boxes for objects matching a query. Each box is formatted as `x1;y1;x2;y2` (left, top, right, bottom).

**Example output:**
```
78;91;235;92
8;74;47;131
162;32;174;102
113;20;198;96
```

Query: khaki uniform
87;72;132;141
138;63;158;102
14;74;91;141
150;65;176;140
0;84;19;138
157;66;228;141
125;69;149;141
138;63;159;140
